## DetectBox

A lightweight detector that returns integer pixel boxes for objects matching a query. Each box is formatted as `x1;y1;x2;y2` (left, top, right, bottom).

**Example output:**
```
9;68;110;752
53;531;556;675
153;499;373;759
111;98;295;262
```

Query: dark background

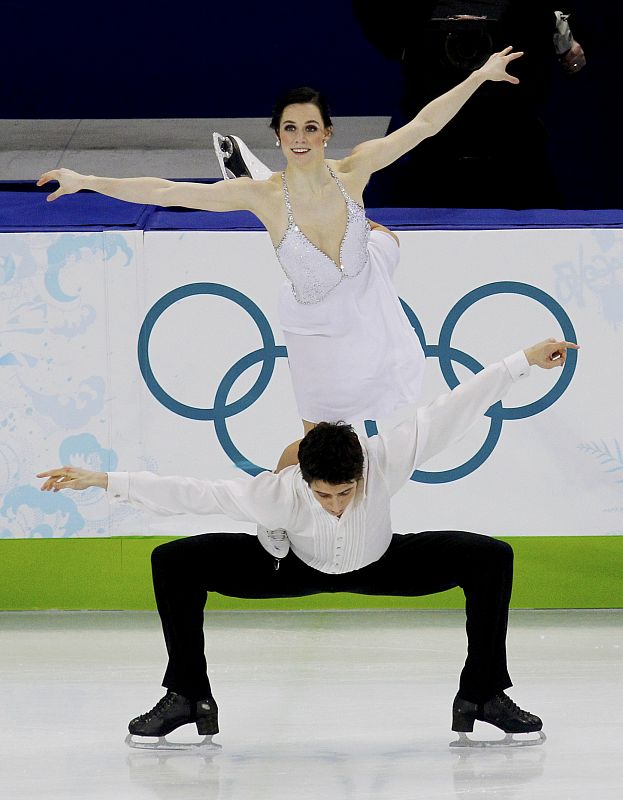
1;1;618;208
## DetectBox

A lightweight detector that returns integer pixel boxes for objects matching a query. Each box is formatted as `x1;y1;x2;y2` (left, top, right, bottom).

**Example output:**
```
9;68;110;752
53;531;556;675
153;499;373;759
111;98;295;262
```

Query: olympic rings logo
138;281;577;483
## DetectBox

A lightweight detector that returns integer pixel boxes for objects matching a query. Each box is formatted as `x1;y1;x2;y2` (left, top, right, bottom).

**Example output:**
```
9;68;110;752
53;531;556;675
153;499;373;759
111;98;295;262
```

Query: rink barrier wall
1;536;621;610
3;204;622;608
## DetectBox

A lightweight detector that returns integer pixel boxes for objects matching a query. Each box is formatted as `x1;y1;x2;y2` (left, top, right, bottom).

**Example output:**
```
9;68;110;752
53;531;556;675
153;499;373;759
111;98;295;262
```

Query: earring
323;140;328;148
275;140;281;147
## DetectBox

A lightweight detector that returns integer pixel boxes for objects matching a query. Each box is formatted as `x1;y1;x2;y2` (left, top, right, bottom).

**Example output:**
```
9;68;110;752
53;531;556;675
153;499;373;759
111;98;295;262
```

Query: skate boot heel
452;697;477;732
195;701;219;736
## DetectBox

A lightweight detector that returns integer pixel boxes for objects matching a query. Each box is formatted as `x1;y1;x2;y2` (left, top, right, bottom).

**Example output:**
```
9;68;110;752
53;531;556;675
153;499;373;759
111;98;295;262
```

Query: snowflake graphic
578;439;623;484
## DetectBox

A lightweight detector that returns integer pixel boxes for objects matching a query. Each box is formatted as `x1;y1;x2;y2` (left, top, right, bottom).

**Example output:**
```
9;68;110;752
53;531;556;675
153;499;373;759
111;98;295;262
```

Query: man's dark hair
269;87;333;132
298;422;364;485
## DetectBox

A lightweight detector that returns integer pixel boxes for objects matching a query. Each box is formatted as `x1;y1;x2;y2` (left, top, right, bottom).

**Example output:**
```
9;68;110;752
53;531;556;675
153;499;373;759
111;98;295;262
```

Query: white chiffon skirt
280;230;425;423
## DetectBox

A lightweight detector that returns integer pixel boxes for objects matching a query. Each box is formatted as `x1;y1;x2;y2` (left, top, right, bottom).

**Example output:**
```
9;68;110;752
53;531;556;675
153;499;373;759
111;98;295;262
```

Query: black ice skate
125;690;220;751
450;692;546;748
213;133;273;180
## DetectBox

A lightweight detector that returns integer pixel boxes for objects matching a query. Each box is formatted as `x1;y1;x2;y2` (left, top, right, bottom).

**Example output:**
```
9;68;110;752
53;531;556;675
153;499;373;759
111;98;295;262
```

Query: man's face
309;480;358;519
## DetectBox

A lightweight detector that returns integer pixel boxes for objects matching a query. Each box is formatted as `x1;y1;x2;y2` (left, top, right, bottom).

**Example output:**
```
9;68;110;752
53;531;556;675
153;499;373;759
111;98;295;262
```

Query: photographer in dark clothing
355;2;585;208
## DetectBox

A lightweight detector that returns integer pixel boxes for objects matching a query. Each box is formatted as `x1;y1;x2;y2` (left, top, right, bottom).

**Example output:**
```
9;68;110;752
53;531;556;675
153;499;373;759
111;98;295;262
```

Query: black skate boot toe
481;693;542;733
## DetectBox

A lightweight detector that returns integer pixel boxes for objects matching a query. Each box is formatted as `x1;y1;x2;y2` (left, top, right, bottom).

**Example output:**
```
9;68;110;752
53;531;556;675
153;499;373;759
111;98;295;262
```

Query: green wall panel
1;536;621;610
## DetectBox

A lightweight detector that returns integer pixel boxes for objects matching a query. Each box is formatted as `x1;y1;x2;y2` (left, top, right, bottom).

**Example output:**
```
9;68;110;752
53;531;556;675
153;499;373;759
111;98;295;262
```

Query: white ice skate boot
256;524;290;568
213;133;273;180
450;692;546;748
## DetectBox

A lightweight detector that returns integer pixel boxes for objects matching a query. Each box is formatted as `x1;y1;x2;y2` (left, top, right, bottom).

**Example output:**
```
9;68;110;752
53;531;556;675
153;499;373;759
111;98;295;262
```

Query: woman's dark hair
269;87;333;132
298;422;364;485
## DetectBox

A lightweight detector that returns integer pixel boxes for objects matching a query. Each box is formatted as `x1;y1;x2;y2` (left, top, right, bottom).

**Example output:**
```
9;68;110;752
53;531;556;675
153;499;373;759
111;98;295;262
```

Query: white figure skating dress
275;165;425;423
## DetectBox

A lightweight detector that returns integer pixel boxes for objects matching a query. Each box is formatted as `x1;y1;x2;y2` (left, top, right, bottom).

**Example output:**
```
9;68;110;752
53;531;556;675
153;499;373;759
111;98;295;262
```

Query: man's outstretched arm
37;466;293;531
377;339;579;489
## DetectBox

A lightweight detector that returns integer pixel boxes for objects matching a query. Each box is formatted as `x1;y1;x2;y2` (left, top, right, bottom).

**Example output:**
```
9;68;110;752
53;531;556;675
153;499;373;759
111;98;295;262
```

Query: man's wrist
504;350;531;380
94;471;108;490
523;345;545;368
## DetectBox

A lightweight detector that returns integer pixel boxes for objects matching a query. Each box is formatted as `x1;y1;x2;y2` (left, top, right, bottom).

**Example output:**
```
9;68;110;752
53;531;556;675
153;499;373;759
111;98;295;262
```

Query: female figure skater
38;47;522;435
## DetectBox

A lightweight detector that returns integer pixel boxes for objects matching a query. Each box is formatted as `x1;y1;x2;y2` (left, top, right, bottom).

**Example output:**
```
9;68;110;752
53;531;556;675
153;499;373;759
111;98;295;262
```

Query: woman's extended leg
273;419;314;474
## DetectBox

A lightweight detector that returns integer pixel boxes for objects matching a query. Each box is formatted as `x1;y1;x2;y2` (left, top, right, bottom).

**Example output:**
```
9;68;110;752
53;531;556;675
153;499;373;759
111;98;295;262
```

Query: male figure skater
38;338;577;745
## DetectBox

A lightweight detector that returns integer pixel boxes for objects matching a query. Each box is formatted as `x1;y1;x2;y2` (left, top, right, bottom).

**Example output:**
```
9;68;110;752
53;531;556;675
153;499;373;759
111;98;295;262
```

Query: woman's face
278;103;331;165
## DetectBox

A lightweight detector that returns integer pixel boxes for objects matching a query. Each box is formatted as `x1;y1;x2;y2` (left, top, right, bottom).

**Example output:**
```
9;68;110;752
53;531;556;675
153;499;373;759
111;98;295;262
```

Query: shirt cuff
106;471;130;501
503;350;531;382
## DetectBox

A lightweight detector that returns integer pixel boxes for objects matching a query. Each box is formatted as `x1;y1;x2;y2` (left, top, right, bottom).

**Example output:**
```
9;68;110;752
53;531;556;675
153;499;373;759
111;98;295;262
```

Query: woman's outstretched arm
342;47;523;178
36;168;266;213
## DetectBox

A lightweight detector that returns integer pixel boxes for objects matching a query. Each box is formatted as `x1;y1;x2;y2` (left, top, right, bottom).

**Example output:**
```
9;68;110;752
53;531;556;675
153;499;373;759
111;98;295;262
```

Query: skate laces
268;529;288;542
141;691;179;721
496;693;532;719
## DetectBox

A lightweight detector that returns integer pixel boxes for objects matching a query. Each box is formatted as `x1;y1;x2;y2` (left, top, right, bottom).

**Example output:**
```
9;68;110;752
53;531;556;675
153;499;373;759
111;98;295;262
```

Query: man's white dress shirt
107;352;530;574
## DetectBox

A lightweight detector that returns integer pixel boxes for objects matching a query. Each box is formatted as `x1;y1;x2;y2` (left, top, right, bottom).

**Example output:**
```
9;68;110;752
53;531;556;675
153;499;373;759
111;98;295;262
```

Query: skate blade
450;731;546;748
125;733;222;752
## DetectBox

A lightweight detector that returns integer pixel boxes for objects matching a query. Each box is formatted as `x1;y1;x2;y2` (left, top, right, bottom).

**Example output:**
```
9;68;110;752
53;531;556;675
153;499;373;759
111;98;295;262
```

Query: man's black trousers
151;530;513;705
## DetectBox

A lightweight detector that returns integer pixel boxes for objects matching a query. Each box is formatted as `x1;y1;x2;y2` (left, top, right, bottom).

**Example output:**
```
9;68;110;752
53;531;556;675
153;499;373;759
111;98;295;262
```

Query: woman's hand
37;168;88;202
37;466;108;492
524;339;580;369
476;46;524;84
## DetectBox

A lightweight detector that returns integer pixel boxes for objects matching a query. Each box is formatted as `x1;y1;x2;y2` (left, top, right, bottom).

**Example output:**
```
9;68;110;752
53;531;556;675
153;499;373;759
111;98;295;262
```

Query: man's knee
462;533;513;570
481;537;514;571
495;538;513;562
151;538;190;575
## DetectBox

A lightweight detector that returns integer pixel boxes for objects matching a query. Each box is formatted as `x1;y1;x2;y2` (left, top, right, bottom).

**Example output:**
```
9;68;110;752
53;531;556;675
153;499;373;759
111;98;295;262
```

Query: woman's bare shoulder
326;158;367;203
218;172;281;221
250;172;284;203
252;173;286;218
236;172;287;241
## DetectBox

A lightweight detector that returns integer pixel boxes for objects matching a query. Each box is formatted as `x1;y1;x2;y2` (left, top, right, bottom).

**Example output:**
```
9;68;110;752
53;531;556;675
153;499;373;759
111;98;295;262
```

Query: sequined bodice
275;165;370;304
